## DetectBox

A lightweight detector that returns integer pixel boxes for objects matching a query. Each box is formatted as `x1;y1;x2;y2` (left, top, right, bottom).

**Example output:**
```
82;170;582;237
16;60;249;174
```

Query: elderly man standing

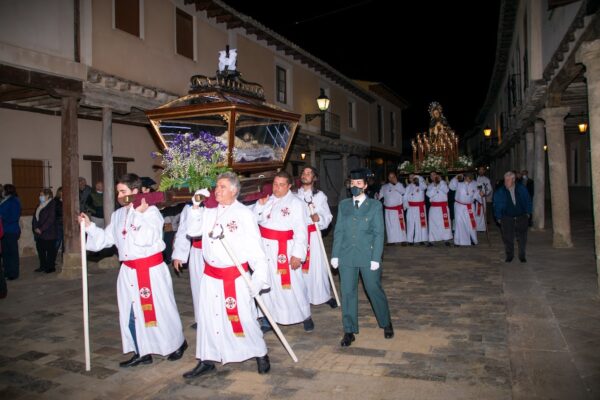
426;171;452;246
450;173;483;246
253;171;312;332
295;166;336;308
378;171;407;246
183;172;271;378
404;174;428;245
493;171;532;263
331;168;392;347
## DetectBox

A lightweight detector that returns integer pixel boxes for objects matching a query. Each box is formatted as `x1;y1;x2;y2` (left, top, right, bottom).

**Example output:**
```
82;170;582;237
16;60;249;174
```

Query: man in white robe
403;174;428;244
182;172;271;378
449;173;483;246
426;172;452;245
378;171;407;245
79;173;187;368
253;171;312;331
172;189;211;328
294;166;336;308
475;166;493;232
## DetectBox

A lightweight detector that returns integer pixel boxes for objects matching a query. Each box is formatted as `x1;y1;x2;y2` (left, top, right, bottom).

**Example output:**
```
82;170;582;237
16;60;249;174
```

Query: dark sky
223;0;501;153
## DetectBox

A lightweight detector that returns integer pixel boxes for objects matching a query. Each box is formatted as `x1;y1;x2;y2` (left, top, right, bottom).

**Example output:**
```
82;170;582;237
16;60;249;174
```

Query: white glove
192;189;210;206
370;261;380;271
330;258;339;269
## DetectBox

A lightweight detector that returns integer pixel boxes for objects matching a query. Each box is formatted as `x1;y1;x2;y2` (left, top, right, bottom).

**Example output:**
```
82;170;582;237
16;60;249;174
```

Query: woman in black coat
33;188;58;273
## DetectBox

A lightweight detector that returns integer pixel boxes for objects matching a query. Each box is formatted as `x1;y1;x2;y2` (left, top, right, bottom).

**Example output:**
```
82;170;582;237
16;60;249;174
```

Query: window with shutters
176;8;194;60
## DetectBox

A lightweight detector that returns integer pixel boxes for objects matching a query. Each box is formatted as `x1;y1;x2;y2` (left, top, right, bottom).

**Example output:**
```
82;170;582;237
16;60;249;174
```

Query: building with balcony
0;0;405;269
464;0;600;286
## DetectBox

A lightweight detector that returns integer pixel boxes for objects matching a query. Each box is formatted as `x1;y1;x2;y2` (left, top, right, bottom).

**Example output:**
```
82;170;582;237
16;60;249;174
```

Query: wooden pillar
60;95;82;278
102;107;115;225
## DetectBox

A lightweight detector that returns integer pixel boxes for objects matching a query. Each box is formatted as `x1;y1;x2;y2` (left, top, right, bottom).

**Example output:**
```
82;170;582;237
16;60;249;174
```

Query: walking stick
208;225;299;363
80;220;91;371
307;203;340;307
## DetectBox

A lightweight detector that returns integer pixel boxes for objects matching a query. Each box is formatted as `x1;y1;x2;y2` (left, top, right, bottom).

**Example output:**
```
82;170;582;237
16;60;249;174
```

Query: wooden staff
307;203;340;307
209;225;298;363
80;220;91;371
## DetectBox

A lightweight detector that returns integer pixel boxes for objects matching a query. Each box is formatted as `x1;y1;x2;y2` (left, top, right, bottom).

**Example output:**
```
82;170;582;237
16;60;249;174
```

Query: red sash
259;225;294;289
122;252;163;327
191;238;202;249
430;201;450;229
456;200;477;229
203;261;249;337
384;205;406;230
302;224;318;273
476;201;482;216
408;201;427;228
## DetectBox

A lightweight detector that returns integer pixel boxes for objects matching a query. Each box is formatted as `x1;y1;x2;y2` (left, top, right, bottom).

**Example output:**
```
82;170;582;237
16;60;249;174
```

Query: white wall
0;0;75;61
0;108;160;188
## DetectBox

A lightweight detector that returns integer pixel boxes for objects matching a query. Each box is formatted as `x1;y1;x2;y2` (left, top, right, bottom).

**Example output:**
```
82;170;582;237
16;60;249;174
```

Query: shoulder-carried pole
80;220;91;371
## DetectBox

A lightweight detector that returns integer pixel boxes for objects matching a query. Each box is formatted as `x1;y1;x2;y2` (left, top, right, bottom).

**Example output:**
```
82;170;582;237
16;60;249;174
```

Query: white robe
426;181;453;242
449;178;482;246
378;182;407;243
295;188;333;305
85;205;185;357
253;191;310;325
475;176;492;231
171;204;205;324
403;177;428;243
186;201;270;364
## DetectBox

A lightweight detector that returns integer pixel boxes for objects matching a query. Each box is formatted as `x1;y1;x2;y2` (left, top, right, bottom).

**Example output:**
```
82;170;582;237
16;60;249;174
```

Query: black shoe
519;256;527;263
258;317;272;333
384;324;394;339
119;353;153;368
182;361;215;378
426;242;433;247
419;242;426;246
167;340;187;361
303;317;315;332
44;268;56;274
445;241;452;247
34;268;44;272
340;333;355;347
256;355;270;374
505;256;514;263
400;242;408;247
191;323;197;330
325;297;338;309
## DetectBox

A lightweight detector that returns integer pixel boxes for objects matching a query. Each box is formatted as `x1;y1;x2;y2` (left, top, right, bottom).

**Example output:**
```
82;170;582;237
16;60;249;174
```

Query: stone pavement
0;215;599;400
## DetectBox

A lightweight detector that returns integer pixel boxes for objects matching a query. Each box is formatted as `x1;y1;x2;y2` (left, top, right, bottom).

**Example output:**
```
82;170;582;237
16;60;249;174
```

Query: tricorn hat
349;168;371;181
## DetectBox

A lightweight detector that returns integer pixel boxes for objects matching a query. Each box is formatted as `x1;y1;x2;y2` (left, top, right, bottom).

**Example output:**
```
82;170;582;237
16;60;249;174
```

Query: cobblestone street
1;215;599;399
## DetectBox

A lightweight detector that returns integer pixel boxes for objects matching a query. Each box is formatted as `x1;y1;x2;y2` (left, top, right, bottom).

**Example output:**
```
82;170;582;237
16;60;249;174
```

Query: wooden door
11;159;44;216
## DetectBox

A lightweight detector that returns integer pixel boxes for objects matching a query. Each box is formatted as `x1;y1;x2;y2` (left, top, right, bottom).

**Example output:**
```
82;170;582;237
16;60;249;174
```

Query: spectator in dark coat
33;188;58;273
0;184;21;280
520;170;534;198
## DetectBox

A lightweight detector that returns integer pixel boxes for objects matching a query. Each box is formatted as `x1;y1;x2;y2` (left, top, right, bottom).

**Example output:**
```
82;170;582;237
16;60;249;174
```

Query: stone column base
59;252;82;279
98;255;120;269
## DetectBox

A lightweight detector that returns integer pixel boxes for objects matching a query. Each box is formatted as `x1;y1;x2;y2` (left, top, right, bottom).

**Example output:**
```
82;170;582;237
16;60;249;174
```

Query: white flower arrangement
398;160;414;173
456;154;474;169
421;154;445;173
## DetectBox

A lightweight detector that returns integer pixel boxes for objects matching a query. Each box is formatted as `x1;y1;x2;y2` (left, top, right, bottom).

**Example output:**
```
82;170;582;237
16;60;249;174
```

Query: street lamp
483;126;492;137
305;89;331;123
578;121;588;134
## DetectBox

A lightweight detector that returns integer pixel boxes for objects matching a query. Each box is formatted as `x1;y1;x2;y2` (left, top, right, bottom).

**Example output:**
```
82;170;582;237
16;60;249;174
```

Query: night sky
223;0;502;155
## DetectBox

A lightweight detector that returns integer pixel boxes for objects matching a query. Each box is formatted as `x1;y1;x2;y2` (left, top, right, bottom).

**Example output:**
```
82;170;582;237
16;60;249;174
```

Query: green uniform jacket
332;197;384;267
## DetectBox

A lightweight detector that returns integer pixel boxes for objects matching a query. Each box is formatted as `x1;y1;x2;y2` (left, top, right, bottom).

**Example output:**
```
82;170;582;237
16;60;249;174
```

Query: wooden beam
0;88;47;102
191;0;212;10
206;6;226;18
0;64;82;94
216;14;233;23
61;96;80;257
102;107;115;225
227;20;243;29
83;155;135;162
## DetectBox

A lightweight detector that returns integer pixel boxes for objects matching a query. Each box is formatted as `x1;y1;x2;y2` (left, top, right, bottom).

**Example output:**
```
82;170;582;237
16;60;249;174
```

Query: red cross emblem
281;207;290;217
225;297;237;310
227;220;238;232
139;287;151;299
277;254;287;264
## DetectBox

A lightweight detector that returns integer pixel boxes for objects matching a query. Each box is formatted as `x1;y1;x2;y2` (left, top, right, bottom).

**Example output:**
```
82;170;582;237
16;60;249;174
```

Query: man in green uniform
331;168;393;347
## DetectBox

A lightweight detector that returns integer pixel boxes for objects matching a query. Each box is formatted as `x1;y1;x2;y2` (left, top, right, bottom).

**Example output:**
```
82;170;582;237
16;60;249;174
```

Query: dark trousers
162;231;176;264
501;215;528;259
339;265;391;334
1;233;20;279
36;239;58;271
